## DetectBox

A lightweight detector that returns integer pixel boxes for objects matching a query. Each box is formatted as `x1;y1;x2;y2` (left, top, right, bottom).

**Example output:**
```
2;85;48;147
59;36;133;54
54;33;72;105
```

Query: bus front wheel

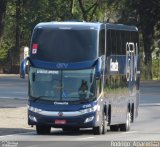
93;112;106;135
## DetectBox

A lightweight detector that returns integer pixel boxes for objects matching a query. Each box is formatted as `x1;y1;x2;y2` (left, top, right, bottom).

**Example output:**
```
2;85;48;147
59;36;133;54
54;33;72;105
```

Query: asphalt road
0;75;28;100
0;76;160;147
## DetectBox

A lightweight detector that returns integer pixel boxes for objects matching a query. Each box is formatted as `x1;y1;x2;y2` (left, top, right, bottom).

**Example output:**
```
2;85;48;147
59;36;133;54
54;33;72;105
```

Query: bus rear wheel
36;125;51;135
119;112;131;131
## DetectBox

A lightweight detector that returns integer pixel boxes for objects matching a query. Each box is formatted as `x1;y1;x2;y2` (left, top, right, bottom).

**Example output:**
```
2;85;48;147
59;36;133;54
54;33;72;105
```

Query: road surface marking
26;145;40;147
77;137;95;140
0;97;27;99
14;92;26;94
140;103;160;106
121;131;137;134
140;93;160;96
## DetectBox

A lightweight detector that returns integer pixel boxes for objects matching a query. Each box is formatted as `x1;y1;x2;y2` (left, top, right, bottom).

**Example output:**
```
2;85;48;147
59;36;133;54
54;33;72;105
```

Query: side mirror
20;57;29;79
95;58;102;80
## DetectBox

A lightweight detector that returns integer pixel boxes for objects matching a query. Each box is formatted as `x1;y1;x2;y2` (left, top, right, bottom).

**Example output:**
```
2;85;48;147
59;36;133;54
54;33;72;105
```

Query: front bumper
28;110;97;128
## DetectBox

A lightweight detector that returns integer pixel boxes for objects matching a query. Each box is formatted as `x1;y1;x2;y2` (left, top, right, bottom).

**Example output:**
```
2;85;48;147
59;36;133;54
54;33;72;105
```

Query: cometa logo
54;102;68;105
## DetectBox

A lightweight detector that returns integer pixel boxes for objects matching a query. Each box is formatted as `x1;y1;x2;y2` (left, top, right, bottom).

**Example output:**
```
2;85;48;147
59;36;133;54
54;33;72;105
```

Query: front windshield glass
29;67;96;102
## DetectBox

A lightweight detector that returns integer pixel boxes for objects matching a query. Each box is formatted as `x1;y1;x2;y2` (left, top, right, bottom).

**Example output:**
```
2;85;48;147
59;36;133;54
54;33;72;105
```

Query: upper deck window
30;28;98;62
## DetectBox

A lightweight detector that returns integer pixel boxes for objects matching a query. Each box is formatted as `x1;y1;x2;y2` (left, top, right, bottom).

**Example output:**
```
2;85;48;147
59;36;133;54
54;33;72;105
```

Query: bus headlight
28;105;42;113
80;105;97;114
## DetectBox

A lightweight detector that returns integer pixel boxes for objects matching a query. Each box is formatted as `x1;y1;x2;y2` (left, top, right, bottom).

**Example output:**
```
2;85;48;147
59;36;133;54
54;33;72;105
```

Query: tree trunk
141;26;154;80
15;0;21;52
137;0;159;80
0;0;7;45
77;0;87;21
78;0;99;21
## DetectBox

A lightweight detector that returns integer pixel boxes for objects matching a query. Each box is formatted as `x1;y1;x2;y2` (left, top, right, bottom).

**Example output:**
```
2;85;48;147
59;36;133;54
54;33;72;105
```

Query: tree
108;0;160;79
0;0;7;45
0;0;160;76
77;0;106;21
133;0;160;79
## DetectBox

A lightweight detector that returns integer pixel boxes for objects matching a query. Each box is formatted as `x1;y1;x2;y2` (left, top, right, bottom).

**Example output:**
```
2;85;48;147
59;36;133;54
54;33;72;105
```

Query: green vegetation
0;0;160;80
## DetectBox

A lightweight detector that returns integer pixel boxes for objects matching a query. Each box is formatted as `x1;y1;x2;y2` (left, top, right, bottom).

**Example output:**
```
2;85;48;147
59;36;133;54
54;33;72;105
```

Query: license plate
55;120;67;124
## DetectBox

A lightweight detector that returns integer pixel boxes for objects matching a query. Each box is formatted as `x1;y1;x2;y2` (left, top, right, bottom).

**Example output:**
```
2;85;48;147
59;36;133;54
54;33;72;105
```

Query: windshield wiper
79;99;92;103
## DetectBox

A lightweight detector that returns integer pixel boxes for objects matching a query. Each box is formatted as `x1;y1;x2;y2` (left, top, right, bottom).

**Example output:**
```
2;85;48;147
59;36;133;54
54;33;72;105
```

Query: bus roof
34;21;138;31
35;21;103;30
105;23;138;31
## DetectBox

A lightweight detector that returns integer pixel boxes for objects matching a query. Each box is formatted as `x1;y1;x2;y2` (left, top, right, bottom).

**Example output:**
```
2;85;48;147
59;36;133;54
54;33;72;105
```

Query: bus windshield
29;67;96;102
30;28;98;62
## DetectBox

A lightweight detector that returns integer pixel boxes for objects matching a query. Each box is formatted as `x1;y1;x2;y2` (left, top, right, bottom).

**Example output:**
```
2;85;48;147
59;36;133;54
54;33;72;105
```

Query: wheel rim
103;115;107;133
126;112;131;130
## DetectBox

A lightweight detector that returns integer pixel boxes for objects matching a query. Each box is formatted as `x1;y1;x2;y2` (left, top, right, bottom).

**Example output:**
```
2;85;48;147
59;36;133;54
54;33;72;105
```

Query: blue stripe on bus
30;59;98;70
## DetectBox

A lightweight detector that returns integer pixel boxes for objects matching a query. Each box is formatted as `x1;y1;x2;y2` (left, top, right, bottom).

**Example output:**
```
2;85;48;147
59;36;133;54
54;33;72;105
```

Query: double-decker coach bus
20;21;140;135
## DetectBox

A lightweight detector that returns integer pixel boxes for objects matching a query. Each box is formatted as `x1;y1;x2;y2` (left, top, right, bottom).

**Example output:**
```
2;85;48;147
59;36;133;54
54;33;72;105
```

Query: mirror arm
20;57;30;79
95;57;102;80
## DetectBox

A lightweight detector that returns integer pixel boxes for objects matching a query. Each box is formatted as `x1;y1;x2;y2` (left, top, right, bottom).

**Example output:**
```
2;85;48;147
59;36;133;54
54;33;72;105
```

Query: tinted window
30;28;98;62
106;30;116;55
99;29;105;55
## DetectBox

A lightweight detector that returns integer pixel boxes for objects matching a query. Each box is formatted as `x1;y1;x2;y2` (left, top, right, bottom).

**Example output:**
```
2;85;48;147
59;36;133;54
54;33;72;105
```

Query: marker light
80;105;97;114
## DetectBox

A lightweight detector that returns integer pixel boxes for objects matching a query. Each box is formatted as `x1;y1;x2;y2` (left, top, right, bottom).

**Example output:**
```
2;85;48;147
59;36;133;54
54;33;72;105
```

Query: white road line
0;97;27;99
140;93;160;96
0;131;35;138
140;103;160;106
0;97;17;99
25;145;40;147
0;92;26;94
77;137;95;140
13;92;26;94
121;131;137;134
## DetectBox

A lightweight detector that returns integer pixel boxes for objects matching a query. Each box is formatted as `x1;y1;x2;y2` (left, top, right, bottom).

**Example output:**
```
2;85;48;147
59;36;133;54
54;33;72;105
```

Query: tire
102;113;107;134
93;126;103;135
36;125;51;135
110;125;119;131
119;112;131;131
93;112;105;135
131;104;134;123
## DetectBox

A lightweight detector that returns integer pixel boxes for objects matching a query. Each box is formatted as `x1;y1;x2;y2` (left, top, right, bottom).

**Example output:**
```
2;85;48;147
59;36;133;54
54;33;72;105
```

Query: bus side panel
104;28;139;125
104;29;129;125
